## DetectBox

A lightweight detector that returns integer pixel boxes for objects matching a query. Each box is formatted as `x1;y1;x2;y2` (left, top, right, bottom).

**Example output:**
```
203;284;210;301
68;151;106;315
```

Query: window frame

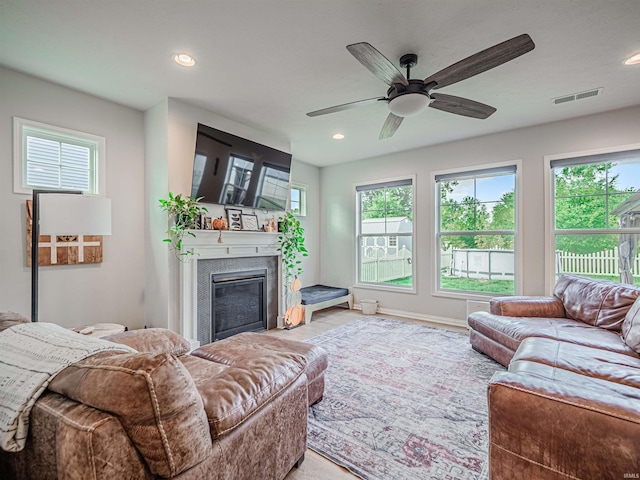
290;183;307;217
544;144;640;293
13;117;106;195
432;161;522;300
355;174;416;293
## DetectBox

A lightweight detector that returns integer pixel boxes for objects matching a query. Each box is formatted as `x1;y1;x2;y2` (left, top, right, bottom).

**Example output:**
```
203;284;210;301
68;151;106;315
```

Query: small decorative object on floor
284;276;305;329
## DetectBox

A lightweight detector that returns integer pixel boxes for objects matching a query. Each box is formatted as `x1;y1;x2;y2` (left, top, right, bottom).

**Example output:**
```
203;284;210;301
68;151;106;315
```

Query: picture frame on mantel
226;208;242;230
241;213;259;231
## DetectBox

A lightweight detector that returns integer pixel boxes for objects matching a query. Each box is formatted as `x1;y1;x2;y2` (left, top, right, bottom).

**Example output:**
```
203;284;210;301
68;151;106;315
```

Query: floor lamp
31;189;112;322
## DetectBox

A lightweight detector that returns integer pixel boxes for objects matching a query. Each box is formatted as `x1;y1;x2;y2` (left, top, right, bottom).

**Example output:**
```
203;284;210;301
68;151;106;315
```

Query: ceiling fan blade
379;113;404;139
306;96;387;117
346;42;409;87
429;93;496;119
425;34;535;89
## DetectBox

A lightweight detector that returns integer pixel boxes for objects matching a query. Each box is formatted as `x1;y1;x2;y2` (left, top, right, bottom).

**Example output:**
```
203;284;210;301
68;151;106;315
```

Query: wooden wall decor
26;200;103;267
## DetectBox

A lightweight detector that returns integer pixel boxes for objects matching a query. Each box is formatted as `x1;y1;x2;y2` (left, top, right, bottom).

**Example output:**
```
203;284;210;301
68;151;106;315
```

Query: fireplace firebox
211;269;267;341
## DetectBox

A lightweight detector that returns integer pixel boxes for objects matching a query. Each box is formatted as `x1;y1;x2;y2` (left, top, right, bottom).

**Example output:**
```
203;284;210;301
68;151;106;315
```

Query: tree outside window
551;152;640;285
357;179;414;289
436;166;517;295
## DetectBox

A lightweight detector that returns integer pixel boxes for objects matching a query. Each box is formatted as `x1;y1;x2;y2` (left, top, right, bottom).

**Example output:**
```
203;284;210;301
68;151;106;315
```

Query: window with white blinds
14;117;105;194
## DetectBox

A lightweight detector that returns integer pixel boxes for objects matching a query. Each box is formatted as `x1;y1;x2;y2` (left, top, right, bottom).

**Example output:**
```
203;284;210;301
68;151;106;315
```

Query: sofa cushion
194;332;328;390
513;337;640;388
553;274;640;331
468;312;585;352
104;327;191;356
469;311;637;356
621;297;640;353
48;351;211;478
183;350;306;438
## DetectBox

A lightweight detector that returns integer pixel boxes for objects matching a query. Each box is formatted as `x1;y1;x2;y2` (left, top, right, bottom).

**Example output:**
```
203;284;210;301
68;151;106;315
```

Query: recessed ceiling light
332;133;345;140
624;52;640;65
174;53;196;67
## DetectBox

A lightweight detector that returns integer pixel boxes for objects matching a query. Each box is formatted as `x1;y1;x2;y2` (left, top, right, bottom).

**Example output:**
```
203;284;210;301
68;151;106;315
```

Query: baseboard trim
354;305;468;329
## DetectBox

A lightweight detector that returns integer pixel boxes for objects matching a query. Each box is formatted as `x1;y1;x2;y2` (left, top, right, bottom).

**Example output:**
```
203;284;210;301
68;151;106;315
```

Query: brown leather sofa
0;326;327;480
468;274;640;479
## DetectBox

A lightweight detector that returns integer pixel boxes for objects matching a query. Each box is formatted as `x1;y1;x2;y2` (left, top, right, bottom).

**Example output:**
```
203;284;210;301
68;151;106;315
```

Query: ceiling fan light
388;93;430;117
624;52;640;65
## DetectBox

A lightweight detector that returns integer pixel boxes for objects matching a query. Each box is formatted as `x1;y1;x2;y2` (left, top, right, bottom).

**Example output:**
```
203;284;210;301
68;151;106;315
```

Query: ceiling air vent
553;88;603;105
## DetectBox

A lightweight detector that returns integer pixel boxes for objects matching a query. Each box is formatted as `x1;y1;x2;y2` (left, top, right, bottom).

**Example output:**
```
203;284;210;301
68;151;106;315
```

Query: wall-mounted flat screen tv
191;123;292;210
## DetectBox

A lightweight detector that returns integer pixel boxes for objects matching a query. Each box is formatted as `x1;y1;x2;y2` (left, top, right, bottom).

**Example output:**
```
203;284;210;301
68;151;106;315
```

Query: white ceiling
2;0;639;167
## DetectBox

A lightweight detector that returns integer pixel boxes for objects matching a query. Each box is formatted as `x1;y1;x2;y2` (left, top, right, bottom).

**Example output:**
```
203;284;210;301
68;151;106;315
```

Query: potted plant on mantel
277;211;308;328
158;192;208;261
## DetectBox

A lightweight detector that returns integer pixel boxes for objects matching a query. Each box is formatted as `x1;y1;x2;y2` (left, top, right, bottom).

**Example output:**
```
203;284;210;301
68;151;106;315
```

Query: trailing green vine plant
277;210;308;283
158;192;208;261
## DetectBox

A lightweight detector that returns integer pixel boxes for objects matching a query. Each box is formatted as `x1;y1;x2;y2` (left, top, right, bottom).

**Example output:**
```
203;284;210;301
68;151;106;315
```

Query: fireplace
195;254;279;346
211;269;267;341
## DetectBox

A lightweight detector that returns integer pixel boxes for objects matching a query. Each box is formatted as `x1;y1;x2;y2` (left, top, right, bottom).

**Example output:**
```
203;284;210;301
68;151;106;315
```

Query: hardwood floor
267;307;467;480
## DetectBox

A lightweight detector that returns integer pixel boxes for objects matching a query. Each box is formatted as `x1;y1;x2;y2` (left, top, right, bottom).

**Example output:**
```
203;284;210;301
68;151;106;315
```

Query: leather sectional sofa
468;274;640;479
0;325;328;480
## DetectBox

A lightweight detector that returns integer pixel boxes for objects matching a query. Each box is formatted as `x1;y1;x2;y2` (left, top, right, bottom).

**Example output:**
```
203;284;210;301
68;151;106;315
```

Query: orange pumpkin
212;217;227;230
285;305;305;328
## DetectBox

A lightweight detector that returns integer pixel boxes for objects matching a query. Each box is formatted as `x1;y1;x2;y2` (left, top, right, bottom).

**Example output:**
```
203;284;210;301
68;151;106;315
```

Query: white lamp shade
388;93;431;117
39;194;112;235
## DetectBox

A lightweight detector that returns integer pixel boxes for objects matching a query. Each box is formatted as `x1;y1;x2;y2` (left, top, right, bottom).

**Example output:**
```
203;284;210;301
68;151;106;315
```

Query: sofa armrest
488;371;640;480
489;296;565;317
0;392;151;480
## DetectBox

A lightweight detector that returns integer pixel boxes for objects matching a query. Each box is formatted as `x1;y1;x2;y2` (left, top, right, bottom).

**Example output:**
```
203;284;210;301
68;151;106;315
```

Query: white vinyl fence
361;248;412;283
443;249;514;280
555;249;640;277
441;248;640;281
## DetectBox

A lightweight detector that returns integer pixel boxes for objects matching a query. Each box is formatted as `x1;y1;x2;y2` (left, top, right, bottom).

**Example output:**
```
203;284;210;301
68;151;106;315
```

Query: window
14;117;105;194
356;178;414;289
256;164;289;210
290;184;307;216
435;164;518;296
222;155;253;205
550;149;640;285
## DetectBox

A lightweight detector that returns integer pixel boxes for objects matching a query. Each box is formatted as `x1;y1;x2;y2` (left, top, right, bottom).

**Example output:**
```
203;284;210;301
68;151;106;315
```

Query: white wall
144;99;170;328
320;105;640;323
0;67;146;329
290;160;320;286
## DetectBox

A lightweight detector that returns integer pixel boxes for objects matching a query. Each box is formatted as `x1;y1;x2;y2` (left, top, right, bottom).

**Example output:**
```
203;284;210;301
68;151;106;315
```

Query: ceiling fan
307;34;535;139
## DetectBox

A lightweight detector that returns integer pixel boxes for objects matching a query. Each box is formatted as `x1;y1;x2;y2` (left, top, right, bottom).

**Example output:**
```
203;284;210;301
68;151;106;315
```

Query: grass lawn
385;274;636;294
386;275;514;294
441;276;514;294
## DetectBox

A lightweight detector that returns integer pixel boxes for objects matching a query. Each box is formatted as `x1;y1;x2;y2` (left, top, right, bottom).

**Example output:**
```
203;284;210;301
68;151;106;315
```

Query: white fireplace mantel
177;230;282;343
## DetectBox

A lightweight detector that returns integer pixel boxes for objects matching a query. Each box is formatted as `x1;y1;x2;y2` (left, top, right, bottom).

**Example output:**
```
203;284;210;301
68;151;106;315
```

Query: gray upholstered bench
300;284;353;324
192;332;329;406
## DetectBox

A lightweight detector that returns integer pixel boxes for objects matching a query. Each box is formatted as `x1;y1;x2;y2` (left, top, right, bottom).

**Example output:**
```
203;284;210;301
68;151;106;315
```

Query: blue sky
443;174;515;203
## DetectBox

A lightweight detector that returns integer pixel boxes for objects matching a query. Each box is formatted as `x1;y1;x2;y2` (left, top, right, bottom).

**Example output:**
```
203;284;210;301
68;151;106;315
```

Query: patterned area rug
305;317;503;480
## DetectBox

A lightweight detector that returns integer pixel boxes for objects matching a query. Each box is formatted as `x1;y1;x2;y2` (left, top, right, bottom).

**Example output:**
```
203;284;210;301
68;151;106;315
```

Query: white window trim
290;182;307;217
431;160;523;300
13;117;106;195
544;143;640;294
354;174;417;294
